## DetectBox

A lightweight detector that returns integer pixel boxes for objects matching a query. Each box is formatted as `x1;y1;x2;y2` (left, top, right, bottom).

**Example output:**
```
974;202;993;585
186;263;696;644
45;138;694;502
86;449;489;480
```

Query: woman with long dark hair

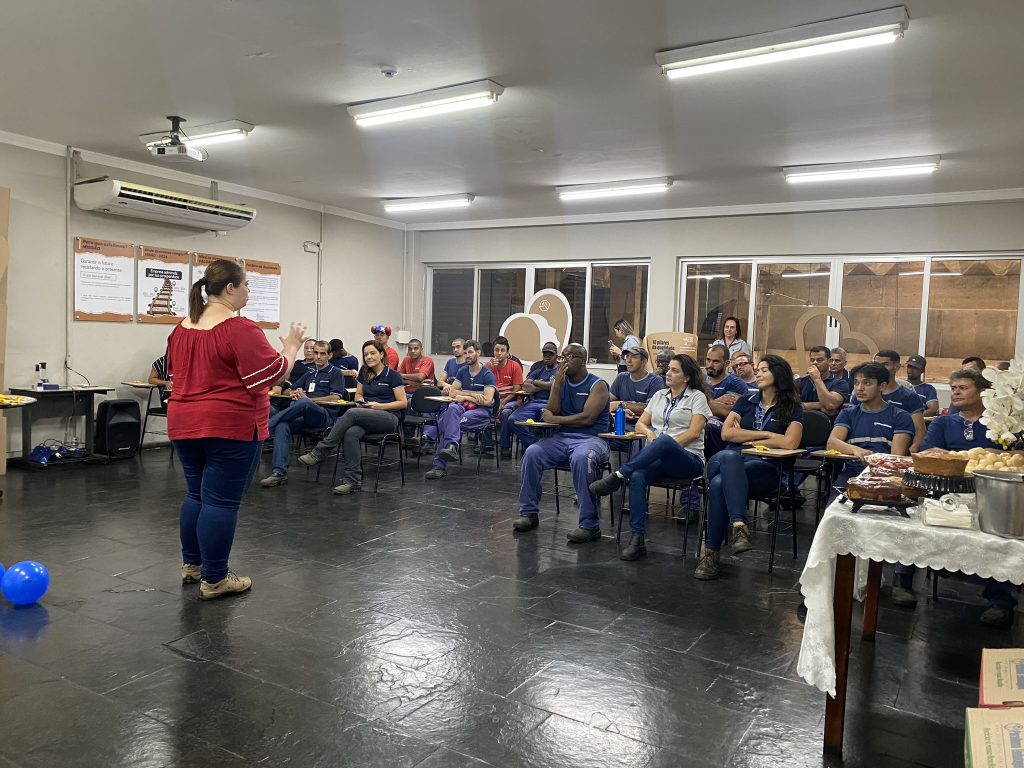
168;260;305;600
713;316;752;359
298;340;407;494
590;354;712;561
695;354;803;580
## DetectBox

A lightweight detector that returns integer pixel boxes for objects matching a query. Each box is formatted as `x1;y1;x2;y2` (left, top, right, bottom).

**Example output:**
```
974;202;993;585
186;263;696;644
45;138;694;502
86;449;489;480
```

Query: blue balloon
1;561;50;606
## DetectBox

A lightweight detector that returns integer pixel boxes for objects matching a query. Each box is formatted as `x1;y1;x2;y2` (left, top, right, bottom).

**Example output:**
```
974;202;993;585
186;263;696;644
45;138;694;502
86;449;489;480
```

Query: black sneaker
512;515;539;532
980;606;1014;628
589;473;623;497
472;445;494;456
566;527;602;544
500;448;513;459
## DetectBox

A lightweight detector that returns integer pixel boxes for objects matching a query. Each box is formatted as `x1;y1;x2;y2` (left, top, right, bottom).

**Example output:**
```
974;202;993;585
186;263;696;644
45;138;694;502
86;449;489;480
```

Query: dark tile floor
0;446;1019;767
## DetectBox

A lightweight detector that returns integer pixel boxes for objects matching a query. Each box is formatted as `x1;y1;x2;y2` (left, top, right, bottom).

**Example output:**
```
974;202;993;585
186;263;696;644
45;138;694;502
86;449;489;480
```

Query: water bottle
614;405;626;436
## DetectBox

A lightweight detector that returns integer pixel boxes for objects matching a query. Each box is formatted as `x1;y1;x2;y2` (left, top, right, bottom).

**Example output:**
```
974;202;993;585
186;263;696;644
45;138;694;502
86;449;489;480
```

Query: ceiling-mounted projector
146;115;209;162
149;143;206;162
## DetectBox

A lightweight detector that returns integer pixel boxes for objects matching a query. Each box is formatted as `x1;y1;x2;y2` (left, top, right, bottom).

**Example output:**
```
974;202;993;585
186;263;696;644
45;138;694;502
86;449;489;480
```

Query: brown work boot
728;522;752;555
694;550;720;580
181;564;201;584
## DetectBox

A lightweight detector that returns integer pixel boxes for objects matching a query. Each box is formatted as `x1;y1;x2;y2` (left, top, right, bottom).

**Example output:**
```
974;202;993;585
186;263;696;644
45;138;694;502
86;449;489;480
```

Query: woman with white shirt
608;319;642;374
713;316;752;360
590;354;712;561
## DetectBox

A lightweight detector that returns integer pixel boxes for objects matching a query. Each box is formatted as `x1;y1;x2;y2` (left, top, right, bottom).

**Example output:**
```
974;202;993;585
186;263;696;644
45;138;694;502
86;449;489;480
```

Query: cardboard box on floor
965;707;1024;768
0;187;9;476
980;649;1024;708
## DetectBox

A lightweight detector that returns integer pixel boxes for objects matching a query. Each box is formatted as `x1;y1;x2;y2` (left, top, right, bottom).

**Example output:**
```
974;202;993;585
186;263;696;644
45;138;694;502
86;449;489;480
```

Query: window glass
840;262;923;371
429;268;474;355
925;259;1020;380
588;265;648;364
535;267;587;347
477;269;526;356
754;263;830;371
682;263;752;355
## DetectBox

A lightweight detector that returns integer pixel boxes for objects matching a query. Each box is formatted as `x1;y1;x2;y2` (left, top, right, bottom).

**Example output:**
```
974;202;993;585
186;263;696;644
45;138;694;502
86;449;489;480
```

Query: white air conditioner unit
74;178;255;231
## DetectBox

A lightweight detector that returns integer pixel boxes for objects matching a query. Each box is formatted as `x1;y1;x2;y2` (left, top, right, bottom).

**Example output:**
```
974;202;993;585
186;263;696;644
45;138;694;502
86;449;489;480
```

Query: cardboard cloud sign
499;289;573;360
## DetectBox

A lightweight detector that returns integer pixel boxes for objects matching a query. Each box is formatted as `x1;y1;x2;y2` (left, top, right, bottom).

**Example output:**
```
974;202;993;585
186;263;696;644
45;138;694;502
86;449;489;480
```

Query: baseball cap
906;355;926;368
370;324;392;336
625;347;649;359
541;342;558;354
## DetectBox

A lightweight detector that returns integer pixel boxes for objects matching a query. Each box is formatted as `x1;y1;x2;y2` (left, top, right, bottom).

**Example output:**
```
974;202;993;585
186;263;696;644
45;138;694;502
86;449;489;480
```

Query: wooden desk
597;432;646;441
9;386;114;468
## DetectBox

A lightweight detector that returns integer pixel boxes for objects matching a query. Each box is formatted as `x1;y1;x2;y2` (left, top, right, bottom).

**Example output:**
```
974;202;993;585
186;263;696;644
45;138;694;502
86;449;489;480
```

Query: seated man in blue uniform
826;362;915;497
905;354;939;417
514;343;611;543
855;350;926;451
260;340;346;487
607;346;665;455
799;345;851;420
704;344;749;458
425;339;497;480
501;342;560;458
891;367;1015;626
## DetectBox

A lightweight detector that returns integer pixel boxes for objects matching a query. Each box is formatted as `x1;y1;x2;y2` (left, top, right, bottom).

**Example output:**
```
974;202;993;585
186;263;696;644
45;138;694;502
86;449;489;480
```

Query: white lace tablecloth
797;499;1024;696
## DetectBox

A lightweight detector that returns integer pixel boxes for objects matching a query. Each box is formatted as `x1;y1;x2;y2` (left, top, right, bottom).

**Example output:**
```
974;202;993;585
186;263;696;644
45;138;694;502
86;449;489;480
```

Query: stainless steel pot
974;470;1024;539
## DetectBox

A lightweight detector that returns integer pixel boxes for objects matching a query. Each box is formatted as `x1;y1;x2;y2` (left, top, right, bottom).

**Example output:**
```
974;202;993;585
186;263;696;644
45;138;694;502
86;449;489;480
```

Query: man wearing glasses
514;343;611;543
730;351;759;394
890;367;1015;626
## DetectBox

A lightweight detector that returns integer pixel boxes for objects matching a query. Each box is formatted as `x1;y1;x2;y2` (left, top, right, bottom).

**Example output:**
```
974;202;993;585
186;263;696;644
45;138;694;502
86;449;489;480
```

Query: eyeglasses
733;360;752;367
563;352;585;360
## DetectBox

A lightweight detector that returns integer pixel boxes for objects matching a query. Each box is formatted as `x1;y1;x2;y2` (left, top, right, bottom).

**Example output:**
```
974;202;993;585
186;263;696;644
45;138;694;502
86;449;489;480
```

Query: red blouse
166;317;287;441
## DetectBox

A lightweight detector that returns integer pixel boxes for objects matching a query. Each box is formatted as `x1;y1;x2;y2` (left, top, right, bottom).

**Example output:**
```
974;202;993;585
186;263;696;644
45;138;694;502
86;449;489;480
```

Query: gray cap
541;342;558;354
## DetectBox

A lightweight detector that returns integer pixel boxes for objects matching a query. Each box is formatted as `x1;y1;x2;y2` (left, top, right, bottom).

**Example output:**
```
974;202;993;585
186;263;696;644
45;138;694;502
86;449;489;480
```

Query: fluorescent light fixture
784;155;940;184
348;80;504;127
657;6;908;79
781;271;830;278
899;271;961;277
382;194;475;213
686;273;729;280
140;120;253;147
557;177;673;201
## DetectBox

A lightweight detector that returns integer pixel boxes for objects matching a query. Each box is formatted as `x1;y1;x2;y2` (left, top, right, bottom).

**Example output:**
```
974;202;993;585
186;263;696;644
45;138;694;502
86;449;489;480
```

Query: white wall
0;141;406;455
411;202;1024;339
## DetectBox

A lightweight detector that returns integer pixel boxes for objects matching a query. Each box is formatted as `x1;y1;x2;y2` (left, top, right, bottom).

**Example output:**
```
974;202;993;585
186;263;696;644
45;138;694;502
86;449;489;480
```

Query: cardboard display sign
137;246;188;324
74;237;134;322
980;649;1024;708
644;332;699;368
499;289;573;360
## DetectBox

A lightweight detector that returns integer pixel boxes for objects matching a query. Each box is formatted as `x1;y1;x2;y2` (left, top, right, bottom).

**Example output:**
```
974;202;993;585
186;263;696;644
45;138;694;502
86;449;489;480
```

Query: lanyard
661;389;689;432
754;401;773;431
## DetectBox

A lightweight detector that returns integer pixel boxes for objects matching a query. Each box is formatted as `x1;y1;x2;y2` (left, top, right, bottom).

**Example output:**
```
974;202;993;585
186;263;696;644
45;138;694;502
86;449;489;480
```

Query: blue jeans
268;398;336;475
618;434;705;534
704;449;781;551
518;432;609;529
174;436;262;583
502;400;548;449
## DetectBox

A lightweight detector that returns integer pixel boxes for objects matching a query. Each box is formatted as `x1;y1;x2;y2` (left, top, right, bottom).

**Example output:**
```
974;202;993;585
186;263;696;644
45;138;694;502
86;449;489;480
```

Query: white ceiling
2;0;1022;225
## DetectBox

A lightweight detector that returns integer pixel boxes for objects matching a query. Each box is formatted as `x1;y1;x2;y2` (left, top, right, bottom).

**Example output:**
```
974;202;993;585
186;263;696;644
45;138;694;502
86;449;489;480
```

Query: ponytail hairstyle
359;339;387;383
189;259;245;323
672;354;708;401
760;354;800;429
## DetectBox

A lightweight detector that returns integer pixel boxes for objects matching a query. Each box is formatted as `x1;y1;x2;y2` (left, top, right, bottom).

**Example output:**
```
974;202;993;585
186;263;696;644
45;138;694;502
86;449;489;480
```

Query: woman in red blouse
167;259;305;600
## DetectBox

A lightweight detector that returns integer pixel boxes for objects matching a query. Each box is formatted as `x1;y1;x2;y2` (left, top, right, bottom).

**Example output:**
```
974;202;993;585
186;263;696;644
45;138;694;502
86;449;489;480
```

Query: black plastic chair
404;386;443;466
788;410;835;521
552;456;616;528
325;427;406;492
616;474;708;557
140;387;169;448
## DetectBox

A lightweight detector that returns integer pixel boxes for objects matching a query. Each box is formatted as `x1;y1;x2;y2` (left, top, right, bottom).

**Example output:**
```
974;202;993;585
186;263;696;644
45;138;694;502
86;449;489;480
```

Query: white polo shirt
644;387;713;460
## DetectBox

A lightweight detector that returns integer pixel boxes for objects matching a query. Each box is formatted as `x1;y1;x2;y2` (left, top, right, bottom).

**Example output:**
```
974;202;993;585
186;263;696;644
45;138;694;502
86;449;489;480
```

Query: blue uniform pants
502;400;548;449
268;398;335;475
518;432;609;530
432;403;493;469
617;434;705;534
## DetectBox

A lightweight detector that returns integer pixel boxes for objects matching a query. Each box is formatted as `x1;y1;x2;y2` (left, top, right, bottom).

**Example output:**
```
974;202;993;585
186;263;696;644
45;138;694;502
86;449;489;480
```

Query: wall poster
73;237;134;322
137;246;189;324
239;259;281;329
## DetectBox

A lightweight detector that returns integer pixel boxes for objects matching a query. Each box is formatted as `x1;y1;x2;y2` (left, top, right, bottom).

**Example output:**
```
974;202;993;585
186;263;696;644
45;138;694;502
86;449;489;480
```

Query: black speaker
95;399;141;458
